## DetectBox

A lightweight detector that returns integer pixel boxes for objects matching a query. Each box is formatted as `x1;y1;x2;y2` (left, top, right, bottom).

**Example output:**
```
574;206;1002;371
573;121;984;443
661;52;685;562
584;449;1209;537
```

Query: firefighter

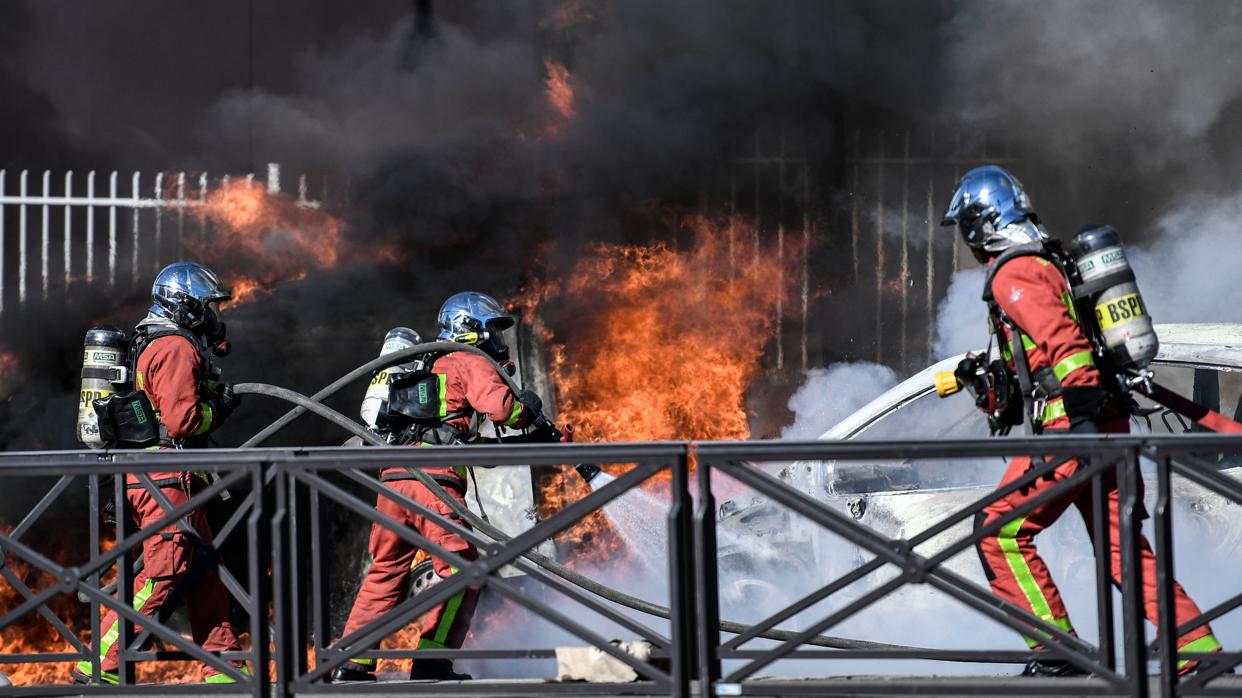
332;291;554;683
941;166;1223;677
73;262;246;684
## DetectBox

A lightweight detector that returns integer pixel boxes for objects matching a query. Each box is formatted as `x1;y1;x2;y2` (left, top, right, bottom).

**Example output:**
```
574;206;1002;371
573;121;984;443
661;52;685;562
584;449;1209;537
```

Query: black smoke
4;1;1242;450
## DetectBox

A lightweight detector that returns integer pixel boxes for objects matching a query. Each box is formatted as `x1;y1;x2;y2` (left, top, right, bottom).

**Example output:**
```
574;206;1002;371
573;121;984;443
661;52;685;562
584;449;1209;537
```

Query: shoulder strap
132;325;213;381
981;242;1050;303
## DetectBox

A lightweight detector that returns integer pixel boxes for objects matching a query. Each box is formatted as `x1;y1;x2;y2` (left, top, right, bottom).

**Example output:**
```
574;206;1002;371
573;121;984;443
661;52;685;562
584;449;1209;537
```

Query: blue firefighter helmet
149;261;232;332
941;165;1039;253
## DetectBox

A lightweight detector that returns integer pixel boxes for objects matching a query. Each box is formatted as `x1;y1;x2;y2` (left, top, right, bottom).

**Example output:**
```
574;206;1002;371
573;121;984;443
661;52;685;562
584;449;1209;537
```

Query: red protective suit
341;351;534;669
977;256;1221;666
77;334;243;683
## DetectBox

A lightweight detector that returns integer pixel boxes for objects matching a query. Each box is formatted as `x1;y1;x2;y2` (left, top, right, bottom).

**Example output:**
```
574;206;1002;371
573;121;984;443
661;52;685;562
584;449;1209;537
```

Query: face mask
201;304;230;356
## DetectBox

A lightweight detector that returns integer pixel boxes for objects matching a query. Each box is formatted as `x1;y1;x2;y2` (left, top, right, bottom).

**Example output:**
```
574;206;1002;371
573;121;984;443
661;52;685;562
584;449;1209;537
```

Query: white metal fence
0;163;319;317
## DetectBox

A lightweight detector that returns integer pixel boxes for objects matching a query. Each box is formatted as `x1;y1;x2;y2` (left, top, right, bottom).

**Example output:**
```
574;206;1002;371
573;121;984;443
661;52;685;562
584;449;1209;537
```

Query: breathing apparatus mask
449;317;514;375
165;293;230;357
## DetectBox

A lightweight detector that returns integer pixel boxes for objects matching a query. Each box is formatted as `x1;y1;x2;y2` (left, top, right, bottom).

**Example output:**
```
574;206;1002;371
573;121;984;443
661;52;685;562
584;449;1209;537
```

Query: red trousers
976;423;1221;662
81;473;243;681
341;477;479;665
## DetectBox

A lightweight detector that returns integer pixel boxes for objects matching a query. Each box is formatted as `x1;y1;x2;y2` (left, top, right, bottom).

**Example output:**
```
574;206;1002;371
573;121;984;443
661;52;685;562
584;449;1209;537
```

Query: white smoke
780;363;900;439
1132;193;1242;323
931;267;988;361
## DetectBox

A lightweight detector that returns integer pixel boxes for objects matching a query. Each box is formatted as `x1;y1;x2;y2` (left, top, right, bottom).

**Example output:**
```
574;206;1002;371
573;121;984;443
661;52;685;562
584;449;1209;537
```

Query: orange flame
539;59;577;137
544;60;577;124
0;521;235;685
519;216;795;559
526;215;791;443
187;179;345;310
541;0;597;31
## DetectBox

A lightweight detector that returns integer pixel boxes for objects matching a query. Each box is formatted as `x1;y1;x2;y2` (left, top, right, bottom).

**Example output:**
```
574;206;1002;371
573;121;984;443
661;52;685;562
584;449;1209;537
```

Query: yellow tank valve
934;370;961;398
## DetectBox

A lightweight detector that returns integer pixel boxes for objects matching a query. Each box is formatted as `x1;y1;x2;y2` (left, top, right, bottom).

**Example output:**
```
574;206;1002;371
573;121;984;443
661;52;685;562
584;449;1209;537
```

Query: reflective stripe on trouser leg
417;567;465;650
1177;634;1224;672
76;578;157;680
997;516;1075;647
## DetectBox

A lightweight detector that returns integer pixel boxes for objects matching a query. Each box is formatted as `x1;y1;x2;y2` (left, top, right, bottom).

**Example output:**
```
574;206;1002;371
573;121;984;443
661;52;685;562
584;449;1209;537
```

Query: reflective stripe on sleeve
437;373;449;418
192;402;214;436
1053;350;1095;381
503;400;524;427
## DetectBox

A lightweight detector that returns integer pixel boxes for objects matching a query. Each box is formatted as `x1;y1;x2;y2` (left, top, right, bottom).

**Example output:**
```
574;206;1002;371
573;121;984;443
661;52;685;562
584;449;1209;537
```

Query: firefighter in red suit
332;291;559;683
942;167;1222;677
73;262;245;685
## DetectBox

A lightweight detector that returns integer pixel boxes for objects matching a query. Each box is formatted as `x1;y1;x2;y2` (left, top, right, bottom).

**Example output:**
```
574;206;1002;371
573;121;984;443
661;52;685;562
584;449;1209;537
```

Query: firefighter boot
1021;659;1090;677
330;659;377;683
409;658;472;681
70;666;119;685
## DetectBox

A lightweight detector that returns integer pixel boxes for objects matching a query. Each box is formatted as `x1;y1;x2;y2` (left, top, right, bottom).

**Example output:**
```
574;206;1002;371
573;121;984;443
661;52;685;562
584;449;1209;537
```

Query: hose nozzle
934;370;962;398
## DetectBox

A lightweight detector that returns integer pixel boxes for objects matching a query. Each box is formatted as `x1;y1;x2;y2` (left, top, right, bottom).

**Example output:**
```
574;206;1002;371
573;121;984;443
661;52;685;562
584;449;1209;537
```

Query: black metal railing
0;436;1239;697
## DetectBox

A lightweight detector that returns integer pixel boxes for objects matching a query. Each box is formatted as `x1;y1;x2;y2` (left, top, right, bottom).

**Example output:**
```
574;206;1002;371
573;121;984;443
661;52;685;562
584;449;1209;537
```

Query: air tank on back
1069;225;1158;370
77;325;128;449
360;327;422;430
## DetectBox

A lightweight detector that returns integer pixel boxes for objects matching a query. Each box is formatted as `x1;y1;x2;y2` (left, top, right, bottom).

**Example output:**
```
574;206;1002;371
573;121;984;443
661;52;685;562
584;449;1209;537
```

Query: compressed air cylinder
77;325;128;449
360;326;422;430
1070;225;1158;370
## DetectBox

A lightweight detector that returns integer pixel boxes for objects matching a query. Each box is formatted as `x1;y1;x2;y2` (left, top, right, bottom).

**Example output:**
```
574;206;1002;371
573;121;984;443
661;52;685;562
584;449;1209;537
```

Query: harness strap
125;477;184;490
379;471;468;493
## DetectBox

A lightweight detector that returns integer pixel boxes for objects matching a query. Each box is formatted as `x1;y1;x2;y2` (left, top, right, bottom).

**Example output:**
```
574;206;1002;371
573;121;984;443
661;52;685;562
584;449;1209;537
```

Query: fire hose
232;380;906;653
232;340;914;651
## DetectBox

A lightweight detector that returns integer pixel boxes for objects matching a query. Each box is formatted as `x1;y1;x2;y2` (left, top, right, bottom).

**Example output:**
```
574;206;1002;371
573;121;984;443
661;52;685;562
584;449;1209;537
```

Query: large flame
520;215;795;560
527;215;791;442
0;522;232;685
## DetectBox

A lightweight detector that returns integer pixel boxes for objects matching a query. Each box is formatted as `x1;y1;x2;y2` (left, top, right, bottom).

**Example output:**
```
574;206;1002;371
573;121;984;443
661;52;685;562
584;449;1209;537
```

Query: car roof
820;323;1242;441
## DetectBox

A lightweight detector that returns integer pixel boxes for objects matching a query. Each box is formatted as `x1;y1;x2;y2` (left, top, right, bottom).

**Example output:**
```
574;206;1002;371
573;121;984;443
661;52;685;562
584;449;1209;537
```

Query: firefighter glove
210;384;243;426
518;389;543;416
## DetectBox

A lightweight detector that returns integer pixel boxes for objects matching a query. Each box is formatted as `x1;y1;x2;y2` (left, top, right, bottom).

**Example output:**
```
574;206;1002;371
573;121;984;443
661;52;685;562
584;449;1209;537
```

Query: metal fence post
667;449;696;698
88;473;102;682
1117;447;1150;698
114;470;135;685
1091;457;1117;672
260;462;282;698
309;484;329;679
693;450;722;697
1153;452;1178;698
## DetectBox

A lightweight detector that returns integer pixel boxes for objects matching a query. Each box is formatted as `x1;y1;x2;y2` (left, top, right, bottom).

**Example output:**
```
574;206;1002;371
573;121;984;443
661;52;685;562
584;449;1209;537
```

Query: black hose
235;382;916;653
241;342;520;448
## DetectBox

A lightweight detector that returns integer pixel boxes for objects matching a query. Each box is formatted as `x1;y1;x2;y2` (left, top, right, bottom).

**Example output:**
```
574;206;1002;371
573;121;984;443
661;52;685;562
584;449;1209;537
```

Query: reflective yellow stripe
1177;634;1223;671
78;578;156;679
1053;351;1095;381
192;402;214;436
997;515;1072;648
502;400;524;427
1002;333;1036;361
204;665;251;684
135;370;145;391
1042;398;1067;424
437;374;448;418
1060;290;1080;322
1021;616;1075;649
